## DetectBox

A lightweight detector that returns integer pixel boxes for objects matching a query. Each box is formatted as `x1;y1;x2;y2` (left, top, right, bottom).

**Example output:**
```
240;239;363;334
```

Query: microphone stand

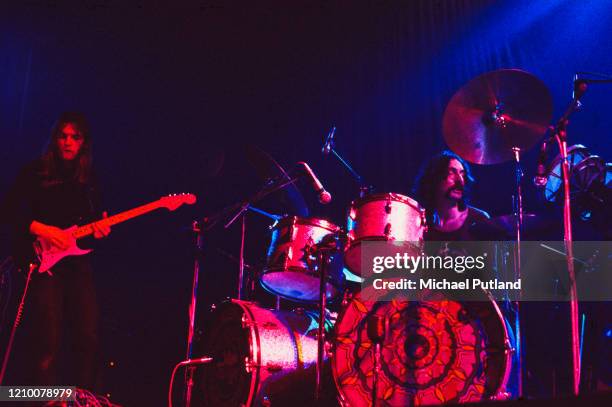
549;78;588;396
510;146;524;398
533;73;612;396
322;126;373;197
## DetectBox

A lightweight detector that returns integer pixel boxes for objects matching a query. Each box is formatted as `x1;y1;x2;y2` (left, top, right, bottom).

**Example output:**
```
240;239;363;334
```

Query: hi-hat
443;69;553;165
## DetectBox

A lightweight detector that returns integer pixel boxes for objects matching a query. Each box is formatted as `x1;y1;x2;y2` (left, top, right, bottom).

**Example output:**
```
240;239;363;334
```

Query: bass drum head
332;287;511;406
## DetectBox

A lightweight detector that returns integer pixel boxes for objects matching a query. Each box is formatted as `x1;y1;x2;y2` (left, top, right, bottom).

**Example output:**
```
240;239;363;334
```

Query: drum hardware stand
181;174;301;406
183;220;206;407
547;79;586;395
170;357;214;407
244;206;284;308
321;125;373;197
243;205;283;298
311;233;340;401
510;146;525;398
239;206;283;300
315;249;328;402
223;179;299;300
546;74;611;395
536;72;612;395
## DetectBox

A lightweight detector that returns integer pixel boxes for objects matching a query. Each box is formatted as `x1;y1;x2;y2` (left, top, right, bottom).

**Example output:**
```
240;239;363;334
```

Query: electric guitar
33;193;197;274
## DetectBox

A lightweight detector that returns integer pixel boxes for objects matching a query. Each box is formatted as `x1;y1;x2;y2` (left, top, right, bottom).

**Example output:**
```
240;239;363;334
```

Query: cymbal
443;69;553;165
244;144;309;217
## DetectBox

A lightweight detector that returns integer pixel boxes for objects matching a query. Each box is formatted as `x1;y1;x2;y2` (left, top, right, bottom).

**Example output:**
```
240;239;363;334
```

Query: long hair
40;111;93;185
412;150;474;224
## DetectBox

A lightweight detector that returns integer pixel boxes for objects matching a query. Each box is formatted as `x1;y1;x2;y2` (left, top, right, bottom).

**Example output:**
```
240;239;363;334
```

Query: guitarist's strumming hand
92;211;111;239
30;221;73;251
31;194;194;273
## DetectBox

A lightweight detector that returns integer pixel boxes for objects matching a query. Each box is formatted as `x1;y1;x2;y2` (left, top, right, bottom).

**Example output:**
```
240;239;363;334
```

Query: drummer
413;150;490;241
412;150;494;302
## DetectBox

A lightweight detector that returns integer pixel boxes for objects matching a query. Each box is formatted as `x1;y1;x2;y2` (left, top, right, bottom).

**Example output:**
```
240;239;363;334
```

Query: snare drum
261;216;342;302
344;193;425;274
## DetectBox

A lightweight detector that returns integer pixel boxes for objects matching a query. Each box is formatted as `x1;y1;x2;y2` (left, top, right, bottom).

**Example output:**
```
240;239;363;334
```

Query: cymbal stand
554;72;612;395
183;221;204;407
245;206;283;304
223;177;300;299
511;146;524;398
181;174;299;406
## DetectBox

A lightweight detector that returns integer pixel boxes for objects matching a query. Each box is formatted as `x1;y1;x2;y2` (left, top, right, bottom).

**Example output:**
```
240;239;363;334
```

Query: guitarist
1;111;110;389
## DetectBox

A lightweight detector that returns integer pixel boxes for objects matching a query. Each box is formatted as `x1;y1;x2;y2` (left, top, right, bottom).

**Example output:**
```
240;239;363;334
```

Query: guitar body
29;193;196;275
34;225;92;274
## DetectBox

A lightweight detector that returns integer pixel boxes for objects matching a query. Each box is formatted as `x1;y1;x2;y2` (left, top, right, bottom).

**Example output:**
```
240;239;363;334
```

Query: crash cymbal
443;69;553;165
244;144;309;217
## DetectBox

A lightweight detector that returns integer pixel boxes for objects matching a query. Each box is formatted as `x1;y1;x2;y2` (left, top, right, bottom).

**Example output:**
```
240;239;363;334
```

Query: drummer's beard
445;184;466;209
445;184;463;199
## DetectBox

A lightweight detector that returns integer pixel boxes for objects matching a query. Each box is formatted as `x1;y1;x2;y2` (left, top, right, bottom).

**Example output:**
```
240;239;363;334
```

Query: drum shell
331;288;513;406
344;193;425;275
545;144;590;202
262;216;342;302
197;300;333;406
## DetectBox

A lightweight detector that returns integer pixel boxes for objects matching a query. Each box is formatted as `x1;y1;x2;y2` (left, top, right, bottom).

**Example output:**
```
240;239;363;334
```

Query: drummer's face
439;158;465;202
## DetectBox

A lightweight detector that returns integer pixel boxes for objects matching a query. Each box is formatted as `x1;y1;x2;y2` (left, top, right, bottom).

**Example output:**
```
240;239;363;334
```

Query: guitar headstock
160;193;197;211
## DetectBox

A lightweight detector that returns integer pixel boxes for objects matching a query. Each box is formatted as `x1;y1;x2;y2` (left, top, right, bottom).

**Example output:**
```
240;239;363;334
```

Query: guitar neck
73;201;163;239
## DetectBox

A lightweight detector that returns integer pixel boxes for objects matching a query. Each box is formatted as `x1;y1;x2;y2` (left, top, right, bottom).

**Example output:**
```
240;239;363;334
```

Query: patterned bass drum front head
332;286;511;406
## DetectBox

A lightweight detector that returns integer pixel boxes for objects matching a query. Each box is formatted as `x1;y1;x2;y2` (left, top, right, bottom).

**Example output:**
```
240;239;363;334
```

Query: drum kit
177;69;610;406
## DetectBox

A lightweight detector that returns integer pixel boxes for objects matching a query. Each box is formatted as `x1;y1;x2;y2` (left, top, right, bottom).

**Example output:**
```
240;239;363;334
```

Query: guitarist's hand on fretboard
31;193;195;274
92;211;112;239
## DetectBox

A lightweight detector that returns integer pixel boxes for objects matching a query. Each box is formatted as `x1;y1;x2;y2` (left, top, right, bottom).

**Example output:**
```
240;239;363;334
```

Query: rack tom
344;193;425;275
261;216;342;302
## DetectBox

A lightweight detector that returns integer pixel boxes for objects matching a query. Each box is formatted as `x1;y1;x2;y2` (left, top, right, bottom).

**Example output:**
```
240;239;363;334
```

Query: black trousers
20;256;99;389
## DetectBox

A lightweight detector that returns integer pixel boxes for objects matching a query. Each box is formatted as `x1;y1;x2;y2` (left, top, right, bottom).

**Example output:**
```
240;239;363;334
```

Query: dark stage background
1;1;611;405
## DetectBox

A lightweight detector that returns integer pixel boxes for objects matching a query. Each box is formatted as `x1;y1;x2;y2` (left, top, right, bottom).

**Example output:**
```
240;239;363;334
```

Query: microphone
533;137;549;187
297;162;332;204
573;73;588;101
321;126;336;155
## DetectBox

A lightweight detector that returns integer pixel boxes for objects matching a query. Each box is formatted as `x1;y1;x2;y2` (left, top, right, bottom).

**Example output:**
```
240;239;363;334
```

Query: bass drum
332;287;513;406
197;300;335;406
